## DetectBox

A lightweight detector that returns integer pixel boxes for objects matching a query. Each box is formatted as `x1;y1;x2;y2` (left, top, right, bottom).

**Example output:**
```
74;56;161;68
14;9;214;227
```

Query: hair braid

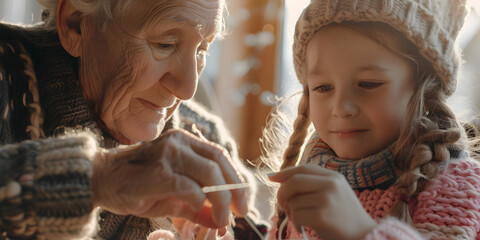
389;79;462;224
273;88;311;234
280;88;310;170
462;118;480;158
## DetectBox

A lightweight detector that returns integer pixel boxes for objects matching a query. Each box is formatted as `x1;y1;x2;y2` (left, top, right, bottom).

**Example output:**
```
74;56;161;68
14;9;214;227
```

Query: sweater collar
8;26;97;138
300;132;398;191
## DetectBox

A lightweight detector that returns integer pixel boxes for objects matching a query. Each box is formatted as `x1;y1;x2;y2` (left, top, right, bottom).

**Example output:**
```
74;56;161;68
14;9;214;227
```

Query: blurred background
1;0;480;162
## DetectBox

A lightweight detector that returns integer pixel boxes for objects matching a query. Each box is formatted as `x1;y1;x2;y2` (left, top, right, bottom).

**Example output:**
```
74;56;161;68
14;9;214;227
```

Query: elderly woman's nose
163;51;199;100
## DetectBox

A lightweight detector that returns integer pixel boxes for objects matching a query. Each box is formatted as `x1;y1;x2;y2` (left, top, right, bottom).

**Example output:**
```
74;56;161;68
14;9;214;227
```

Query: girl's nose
332;91;359;118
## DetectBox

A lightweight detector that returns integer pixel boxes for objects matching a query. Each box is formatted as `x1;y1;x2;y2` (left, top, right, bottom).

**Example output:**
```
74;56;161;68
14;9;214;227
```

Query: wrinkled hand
269;165;376;240
92;129;249;228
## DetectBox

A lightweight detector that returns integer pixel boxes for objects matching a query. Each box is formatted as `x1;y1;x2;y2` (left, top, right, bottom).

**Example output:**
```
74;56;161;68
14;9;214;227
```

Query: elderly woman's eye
157;43;175;50
149;41;176;60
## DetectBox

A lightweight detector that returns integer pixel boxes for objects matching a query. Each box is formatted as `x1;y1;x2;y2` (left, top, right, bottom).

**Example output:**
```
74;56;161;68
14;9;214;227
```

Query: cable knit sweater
0;22;241;239
268;158;480;239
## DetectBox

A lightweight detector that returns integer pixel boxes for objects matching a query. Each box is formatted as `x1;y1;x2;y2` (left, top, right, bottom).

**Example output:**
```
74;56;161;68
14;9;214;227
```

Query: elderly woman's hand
91;129;249;228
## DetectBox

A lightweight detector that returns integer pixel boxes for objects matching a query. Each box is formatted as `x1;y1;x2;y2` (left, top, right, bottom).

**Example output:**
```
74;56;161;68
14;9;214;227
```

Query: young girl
262;0;480;239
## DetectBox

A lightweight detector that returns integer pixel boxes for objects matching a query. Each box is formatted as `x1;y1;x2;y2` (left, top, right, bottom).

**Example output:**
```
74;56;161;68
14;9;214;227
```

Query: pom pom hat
293;0;467;96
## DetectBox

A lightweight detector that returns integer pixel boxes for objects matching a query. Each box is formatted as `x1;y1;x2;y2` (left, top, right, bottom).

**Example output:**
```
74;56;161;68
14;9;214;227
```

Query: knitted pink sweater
268;158;480;239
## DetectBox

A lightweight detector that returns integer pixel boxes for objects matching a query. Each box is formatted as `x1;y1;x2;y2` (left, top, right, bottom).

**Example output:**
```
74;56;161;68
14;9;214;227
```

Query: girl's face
306;26;414;160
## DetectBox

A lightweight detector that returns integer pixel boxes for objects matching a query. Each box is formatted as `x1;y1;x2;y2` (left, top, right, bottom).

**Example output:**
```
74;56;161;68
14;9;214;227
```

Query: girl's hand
269;165;376;240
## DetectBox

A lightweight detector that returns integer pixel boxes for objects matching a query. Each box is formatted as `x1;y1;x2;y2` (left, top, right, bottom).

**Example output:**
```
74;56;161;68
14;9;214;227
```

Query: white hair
36;0;227;36
37;0;124;30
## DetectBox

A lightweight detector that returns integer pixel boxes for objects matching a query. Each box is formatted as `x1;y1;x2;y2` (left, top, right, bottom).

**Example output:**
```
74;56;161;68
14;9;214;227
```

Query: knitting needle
201;182;250;193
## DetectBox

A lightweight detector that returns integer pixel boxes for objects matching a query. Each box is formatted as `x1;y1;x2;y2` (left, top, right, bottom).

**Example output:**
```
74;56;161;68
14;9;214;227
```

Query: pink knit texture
268;159;480;239
364;218;424;240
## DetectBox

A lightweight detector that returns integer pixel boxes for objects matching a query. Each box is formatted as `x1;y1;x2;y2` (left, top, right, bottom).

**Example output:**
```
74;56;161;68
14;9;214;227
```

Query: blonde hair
262;21;465;225
36;0;227;36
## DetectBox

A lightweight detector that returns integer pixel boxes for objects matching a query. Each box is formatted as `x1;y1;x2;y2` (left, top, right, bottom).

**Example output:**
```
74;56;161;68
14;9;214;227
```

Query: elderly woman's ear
56;0;83;57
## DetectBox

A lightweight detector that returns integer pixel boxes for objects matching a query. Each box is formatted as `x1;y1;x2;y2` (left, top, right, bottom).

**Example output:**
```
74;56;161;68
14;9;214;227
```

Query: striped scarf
300;132;397;191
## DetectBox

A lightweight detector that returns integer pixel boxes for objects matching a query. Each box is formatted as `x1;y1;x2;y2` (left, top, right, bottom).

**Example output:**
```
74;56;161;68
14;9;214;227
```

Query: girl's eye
314;85;334;92
359;81;383;89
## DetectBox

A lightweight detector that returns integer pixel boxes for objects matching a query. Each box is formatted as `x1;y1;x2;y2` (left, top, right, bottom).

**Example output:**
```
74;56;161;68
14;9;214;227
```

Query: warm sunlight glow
468;0;480;12
278;0;310;96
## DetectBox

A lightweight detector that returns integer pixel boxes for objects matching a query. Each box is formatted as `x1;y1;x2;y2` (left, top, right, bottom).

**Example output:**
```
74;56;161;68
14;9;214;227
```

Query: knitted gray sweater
0;22;239;240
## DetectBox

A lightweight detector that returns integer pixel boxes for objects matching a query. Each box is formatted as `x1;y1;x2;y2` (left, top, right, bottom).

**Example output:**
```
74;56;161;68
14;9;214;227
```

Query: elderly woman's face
79;0;222;144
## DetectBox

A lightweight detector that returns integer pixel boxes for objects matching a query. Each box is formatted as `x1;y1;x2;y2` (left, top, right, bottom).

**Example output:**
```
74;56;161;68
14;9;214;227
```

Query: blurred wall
215;0;283;162
0;0;42;25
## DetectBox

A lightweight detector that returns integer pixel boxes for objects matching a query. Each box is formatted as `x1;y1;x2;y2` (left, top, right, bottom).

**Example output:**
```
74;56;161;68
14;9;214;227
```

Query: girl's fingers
268;164;336;182
276;174;333;208
288;207;319;234
286;192;328;227
287;192;328;212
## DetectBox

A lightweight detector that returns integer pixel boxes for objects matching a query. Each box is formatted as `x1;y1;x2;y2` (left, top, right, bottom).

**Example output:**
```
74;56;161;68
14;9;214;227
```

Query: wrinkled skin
93;129;248;228
56;0;250;232
79;0;223;145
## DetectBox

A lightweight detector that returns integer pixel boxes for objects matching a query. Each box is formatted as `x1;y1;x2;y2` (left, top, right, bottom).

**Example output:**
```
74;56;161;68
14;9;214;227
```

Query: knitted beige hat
293;0;467;96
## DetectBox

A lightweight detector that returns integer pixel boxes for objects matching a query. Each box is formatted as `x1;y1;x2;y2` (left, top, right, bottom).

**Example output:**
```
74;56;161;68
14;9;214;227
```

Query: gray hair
37;0;125;30
36;0;227;36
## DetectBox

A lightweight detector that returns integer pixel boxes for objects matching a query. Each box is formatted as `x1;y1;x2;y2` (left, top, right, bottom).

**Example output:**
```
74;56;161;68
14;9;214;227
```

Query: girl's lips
330;129;369;138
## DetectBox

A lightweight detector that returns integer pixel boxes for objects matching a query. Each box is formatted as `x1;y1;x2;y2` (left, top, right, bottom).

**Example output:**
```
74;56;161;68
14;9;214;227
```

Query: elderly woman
0;0;255;239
